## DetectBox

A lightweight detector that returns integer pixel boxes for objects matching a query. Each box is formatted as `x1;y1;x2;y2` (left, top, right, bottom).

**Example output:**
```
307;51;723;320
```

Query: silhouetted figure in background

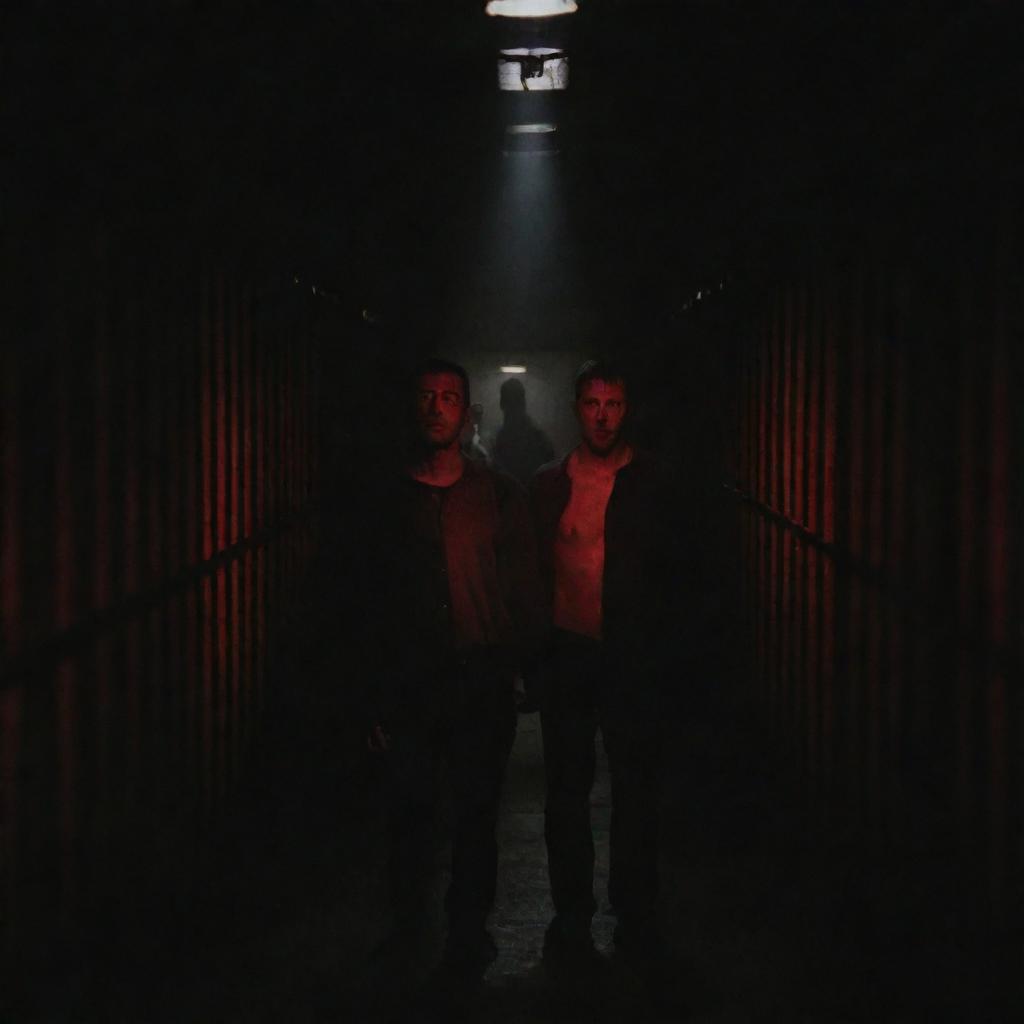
493;377;555;486
530;360;677;994
362;358;542;1004
460;402;491;465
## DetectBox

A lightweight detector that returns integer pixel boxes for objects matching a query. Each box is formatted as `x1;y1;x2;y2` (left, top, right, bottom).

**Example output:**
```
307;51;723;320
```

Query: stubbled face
416;372;468;450
575;378;627;456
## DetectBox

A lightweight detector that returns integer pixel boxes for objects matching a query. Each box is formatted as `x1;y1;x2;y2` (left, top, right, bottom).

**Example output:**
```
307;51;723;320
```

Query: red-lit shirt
394;459;543;658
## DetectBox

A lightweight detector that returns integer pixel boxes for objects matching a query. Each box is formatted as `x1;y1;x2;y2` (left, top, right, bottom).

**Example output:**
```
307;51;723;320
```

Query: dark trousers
385;655;517;944
540;630;662;932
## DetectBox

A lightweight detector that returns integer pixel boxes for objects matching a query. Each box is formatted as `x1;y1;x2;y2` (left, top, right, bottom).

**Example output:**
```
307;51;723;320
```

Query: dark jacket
529;447;679;658
357;459;544;724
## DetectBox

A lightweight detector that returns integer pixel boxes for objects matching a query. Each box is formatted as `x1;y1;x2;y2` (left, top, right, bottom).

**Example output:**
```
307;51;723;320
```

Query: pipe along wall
1;230;319;963
726;227;1022;930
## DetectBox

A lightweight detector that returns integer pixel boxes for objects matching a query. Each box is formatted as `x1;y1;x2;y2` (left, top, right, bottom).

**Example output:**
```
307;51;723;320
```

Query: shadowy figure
493;378;556;485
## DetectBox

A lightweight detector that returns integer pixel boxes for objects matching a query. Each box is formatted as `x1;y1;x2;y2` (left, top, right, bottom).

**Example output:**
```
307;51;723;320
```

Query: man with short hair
530;359;675;984
364;357;542;996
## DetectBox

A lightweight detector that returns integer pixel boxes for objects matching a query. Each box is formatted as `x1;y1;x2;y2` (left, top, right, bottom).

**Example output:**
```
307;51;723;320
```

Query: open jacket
529;447;681;660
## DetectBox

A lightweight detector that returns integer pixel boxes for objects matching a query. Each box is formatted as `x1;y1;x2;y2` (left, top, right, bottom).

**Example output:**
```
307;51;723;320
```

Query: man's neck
410;445;465;487
573;441;632;475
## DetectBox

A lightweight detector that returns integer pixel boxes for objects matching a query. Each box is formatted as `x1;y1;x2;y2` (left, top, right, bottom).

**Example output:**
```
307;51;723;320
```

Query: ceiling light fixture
502;123;559;153
498;47;568;91
486;0;578;17
505;123;557;134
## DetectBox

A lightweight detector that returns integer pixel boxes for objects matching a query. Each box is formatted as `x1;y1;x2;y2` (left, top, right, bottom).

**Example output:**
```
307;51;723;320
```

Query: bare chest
557;473;616;549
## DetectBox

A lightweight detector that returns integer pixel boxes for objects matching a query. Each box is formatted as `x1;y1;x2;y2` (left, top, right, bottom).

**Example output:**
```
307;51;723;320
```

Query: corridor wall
1;227;319;962
728;225;1021;927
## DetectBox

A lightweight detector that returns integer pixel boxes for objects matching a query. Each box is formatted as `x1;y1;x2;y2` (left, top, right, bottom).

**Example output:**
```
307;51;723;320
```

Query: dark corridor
4;2;1022;1021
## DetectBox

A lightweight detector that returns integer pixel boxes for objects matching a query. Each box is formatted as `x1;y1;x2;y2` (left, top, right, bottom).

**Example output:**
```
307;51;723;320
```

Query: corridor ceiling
9;1;1017;341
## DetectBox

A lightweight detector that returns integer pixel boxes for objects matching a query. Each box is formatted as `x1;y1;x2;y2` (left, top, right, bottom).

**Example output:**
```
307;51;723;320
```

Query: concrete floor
124;680;1008;1024
16;653;1018;1023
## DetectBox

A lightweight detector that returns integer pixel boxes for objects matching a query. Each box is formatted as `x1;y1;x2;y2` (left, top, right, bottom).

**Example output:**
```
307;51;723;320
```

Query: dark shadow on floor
12;605;1020;1023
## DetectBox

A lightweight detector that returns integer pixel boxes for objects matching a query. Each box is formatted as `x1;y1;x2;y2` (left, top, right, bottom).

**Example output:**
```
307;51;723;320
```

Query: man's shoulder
621;446;665;479
532;454;569;485
617;447;677;505
625;444;659;466
528;456;571;514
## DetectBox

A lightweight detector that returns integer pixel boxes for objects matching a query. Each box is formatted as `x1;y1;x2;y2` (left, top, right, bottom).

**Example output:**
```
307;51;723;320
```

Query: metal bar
229;284;242;783
865;270;885;837
886;274;909;842
53;313;79;917
955;273;979;850
123;285;142;815
726;484;1022;679
215;274;229;808
987;243;1010;914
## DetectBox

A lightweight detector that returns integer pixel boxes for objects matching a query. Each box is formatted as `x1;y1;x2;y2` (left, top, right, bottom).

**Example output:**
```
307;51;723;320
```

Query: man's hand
367;724;392;754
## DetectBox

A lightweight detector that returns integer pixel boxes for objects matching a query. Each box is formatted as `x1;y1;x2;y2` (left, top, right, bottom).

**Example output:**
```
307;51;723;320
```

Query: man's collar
406;452;491;483
567;442;634;477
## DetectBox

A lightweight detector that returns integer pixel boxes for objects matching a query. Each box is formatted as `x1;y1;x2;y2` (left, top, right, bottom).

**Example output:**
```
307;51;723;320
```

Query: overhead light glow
501;46;563;55
500;365;528;373
486;0;578;16
498;48;569;91
505;123;557;134
502;122;559;153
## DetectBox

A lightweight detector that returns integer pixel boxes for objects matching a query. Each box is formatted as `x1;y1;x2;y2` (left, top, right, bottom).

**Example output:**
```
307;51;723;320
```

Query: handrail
724;481;1021;679
0;504;315;690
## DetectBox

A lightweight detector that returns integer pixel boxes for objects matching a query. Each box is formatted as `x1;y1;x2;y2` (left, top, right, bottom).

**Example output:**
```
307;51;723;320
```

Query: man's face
416;372;468;450
575;378;627;455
